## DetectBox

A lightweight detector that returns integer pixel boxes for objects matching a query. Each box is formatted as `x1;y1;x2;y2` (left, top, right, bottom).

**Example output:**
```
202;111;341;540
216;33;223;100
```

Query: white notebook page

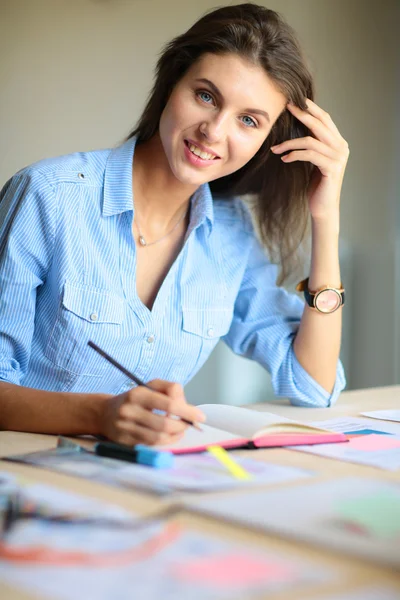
199;404;294;439
157;423;240;452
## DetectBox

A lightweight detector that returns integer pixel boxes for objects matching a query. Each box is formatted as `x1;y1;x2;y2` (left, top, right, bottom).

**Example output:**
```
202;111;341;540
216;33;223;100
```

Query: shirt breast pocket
178;306;233;382
45;282;125;376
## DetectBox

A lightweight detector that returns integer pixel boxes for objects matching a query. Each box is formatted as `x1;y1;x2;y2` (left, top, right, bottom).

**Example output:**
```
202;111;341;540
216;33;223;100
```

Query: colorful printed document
183;477;400;568
290;417;400;470
0;474;334;600
6;446;313;494
361;409;400;423
309;416;400;435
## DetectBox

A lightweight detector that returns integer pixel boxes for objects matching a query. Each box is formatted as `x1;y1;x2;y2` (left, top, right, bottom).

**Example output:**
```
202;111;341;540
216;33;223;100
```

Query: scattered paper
0;526;332;600
345;434;400;452
183;477;400;568
290;417;400;470
310;416;400;435
0;473;334;600
335;492;400;538
361;409;400;423
292;435;400;470
112;453;313;493
317;587;400;600
170;552;296;587
6;447;313;494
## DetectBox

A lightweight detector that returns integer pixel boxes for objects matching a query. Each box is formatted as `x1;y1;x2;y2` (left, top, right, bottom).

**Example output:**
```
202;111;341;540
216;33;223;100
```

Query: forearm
293;213;342;393
0;381;111;435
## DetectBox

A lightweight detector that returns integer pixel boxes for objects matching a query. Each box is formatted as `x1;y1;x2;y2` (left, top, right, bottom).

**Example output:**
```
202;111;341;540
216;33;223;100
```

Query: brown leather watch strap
296;277;345;310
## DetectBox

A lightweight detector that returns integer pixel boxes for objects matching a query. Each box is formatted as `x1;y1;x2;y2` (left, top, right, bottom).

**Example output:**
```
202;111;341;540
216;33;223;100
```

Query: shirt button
78;173;85;180
207;328;214;337
90;313;98;321
147;335;155;344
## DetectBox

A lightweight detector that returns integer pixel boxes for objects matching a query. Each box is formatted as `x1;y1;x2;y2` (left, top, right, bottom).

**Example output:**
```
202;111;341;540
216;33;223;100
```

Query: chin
182;172;210;186
171;163;212;187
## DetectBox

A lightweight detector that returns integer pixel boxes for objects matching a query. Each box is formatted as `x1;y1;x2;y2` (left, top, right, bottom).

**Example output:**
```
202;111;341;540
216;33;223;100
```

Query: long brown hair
127;3;315;283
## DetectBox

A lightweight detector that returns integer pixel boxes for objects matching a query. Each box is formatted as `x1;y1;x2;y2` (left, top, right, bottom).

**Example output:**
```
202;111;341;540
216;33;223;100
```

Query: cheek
159;102;185;162
162;93;196;133
228;132;267;168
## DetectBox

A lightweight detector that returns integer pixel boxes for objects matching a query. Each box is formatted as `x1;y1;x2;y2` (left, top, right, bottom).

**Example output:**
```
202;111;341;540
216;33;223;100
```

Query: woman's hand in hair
271;99;349;222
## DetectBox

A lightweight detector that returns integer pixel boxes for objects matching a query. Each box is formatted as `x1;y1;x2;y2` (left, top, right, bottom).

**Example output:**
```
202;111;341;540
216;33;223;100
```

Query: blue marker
94;441;174;469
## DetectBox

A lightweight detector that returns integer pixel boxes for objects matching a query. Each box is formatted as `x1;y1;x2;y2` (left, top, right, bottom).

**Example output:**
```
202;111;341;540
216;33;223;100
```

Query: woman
0;4;348;445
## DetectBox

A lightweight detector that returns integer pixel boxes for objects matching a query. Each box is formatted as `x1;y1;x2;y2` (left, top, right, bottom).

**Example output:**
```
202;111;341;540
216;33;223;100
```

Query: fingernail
196;411;206;422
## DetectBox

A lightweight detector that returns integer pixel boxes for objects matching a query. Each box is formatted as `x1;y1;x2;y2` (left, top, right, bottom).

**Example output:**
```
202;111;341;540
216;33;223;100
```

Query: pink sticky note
171;553;294;587
348;434;400;452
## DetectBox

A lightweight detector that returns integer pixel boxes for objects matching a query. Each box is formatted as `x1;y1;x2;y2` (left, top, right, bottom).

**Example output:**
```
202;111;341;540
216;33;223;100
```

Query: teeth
189;143;216;160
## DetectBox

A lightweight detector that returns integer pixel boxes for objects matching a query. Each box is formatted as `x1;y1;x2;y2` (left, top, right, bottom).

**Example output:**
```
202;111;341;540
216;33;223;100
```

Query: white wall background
1;0;399;404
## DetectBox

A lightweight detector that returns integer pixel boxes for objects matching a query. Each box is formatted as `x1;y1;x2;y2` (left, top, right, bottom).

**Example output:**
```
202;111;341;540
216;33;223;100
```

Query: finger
156;431;185;446
133;388;206;423
112;426;184;447
124;386;182;414
304;99;340;134
271;136;337;160
149;380;187;420
145;380;186;419
119;403;187;435
286;103;338;147
114;420;155;445
304;100;349;152
147;379;186;401
115;420;183;446
280;149;333;171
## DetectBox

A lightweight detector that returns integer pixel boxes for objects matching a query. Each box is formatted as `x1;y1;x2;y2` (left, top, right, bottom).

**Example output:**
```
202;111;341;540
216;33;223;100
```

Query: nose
199;113;228;143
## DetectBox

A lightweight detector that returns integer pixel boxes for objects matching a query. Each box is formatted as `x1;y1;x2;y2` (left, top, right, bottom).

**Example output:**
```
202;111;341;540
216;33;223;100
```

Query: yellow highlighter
207;445;252;480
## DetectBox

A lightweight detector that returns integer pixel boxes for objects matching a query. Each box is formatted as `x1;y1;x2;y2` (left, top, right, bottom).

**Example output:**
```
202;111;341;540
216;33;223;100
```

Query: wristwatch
296;277;345;314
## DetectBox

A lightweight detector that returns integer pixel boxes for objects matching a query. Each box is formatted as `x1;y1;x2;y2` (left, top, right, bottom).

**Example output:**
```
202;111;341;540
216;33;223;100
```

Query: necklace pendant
138;235;147;246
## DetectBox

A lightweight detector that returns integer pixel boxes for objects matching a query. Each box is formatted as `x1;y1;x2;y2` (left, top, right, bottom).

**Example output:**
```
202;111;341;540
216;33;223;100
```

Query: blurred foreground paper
0;474;335;600
183;477;400;569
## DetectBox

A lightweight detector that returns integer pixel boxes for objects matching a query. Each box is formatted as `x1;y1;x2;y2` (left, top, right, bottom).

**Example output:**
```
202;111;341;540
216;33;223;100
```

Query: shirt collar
102;135;214;236
188;182;214;238
102;136;136;217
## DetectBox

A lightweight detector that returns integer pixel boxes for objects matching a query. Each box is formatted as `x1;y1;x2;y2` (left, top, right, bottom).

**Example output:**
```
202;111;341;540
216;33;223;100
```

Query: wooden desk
1;385;399;600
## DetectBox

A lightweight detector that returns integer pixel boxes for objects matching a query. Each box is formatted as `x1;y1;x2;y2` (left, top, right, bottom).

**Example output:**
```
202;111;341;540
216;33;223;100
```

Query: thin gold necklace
134;207;188;247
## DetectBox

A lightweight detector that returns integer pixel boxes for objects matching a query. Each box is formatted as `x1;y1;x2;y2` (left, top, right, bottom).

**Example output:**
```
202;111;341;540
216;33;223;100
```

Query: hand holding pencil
88;341;205;447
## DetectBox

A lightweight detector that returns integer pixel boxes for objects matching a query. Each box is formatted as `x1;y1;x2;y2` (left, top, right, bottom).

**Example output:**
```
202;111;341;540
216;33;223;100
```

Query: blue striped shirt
0;136;345;406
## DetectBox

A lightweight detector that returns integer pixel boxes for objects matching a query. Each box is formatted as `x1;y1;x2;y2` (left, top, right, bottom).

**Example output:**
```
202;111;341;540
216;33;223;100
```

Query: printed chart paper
183;477;400;568
309;416;400;435
291;417;400;470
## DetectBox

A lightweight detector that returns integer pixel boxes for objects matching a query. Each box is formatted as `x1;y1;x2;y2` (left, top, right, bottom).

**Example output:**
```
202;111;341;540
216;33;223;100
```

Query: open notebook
159;404;348;455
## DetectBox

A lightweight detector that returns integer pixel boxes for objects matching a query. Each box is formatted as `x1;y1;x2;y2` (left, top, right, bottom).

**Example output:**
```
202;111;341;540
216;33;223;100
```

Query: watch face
315;289;341;313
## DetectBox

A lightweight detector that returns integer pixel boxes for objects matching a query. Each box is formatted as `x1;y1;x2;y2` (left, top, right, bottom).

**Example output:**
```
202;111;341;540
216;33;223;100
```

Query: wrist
310;214;340;288
311;212;340;236
88;392;114;437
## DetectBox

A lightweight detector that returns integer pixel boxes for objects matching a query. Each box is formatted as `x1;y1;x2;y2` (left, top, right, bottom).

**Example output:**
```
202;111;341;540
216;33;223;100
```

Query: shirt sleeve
221;225;346;408
0;168;57;384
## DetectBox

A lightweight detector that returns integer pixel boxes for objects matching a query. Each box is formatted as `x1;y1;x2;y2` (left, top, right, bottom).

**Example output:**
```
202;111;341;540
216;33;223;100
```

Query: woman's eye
241;115;257;128
197;91;214;104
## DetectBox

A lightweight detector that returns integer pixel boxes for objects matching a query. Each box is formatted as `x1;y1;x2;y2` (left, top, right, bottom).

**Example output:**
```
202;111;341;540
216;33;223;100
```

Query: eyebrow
194;78;271;123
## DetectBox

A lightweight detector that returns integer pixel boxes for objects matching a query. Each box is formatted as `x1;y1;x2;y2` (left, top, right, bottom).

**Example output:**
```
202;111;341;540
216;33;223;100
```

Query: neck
132;133;198;230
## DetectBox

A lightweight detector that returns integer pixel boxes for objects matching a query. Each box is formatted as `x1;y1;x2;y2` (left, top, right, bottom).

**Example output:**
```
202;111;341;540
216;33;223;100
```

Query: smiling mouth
184;140;220;160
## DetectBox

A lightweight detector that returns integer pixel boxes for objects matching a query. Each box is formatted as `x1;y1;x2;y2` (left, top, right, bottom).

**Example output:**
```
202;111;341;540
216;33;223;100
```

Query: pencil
88;340;202;431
